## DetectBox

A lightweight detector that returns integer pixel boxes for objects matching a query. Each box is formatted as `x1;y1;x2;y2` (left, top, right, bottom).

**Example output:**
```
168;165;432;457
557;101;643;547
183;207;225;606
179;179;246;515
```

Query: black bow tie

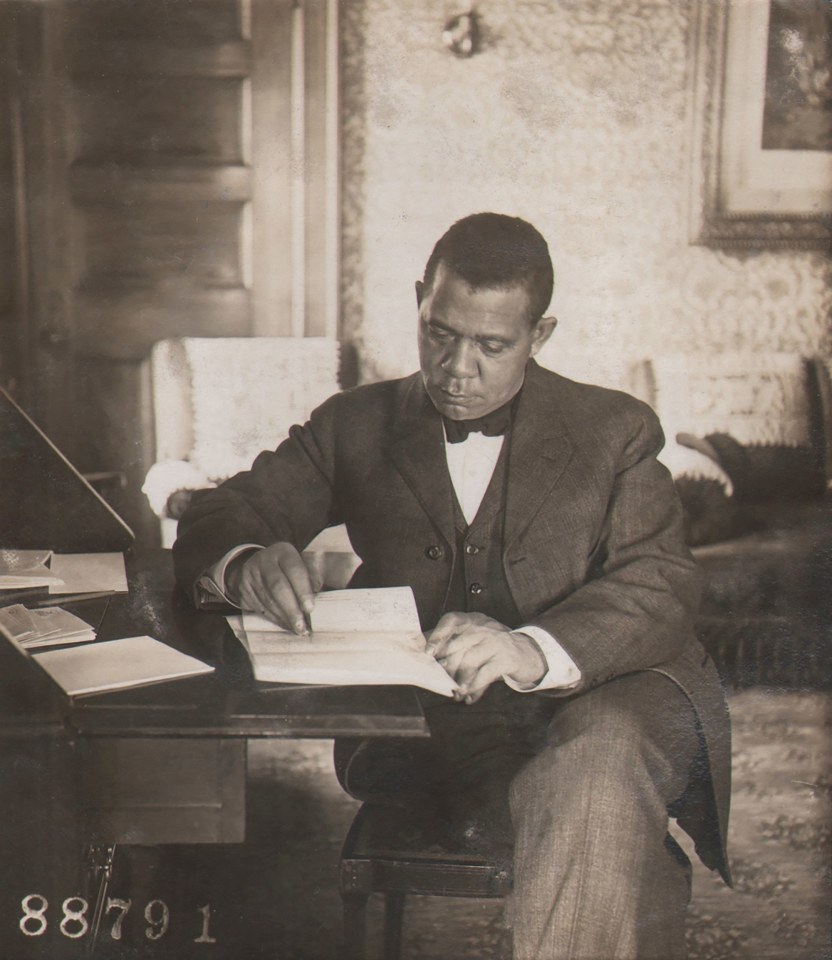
443;400;514;444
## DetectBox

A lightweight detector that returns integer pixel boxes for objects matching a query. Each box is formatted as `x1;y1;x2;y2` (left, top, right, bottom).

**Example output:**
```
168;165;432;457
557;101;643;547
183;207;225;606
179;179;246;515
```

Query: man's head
416;213;556;421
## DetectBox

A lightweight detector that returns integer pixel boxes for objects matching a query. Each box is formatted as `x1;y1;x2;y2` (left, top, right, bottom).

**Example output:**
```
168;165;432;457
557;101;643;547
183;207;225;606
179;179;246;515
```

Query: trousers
337;670;702;960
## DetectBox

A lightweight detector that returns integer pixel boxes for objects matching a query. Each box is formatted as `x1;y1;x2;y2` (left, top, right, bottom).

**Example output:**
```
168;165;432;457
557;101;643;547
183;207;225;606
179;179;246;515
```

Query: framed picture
688;0;832;249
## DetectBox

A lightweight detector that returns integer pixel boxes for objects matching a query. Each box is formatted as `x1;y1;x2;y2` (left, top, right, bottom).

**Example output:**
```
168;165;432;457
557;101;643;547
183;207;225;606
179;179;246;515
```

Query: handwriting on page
310;588;420;633
241;586;421;635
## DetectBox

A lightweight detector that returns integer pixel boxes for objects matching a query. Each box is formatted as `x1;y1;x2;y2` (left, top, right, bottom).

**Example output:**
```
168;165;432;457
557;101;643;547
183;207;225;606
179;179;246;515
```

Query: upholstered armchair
142;336;358;586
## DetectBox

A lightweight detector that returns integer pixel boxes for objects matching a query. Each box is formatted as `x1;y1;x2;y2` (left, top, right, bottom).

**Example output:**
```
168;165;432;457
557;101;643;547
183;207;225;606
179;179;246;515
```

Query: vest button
425;545;444;560
465;544;480;555
469;582;484;596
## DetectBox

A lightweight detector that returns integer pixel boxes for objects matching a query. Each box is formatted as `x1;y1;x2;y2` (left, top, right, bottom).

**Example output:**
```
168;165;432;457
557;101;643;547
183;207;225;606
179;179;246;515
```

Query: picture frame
687;0;832;250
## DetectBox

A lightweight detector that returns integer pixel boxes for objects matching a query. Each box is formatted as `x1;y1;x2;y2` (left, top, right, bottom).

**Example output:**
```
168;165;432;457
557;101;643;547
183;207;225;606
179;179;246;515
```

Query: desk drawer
80;738;245;845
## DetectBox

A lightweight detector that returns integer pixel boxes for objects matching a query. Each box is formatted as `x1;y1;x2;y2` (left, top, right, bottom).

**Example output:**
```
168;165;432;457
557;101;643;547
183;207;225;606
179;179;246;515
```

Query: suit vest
425;431;557;734
442;435;521;628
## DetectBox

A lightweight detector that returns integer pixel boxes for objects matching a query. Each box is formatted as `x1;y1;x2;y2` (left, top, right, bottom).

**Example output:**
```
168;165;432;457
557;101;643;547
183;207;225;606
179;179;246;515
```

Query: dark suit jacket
174;360;731;881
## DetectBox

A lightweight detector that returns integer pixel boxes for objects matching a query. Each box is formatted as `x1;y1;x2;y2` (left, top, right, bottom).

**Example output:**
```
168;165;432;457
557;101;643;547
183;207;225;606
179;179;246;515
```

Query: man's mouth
437;385;472;401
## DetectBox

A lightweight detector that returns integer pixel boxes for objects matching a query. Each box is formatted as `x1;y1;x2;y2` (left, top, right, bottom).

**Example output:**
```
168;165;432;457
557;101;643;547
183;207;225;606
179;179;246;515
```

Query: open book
227;587;457;698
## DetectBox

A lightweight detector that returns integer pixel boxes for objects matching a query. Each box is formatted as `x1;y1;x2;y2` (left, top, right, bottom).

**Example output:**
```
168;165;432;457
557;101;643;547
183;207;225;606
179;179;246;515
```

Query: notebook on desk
31;635;214;698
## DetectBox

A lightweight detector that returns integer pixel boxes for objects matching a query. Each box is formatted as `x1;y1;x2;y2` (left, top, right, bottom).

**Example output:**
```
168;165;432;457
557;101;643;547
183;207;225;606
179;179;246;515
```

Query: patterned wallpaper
340;0;831;391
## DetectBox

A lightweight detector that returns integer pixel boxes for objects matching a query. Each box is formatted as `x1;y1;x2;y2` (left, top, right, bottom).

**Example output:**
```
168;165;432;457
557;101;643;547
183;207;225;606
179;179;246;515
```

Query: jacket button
425;545;444;560
465;544;480;555
469;582;484;596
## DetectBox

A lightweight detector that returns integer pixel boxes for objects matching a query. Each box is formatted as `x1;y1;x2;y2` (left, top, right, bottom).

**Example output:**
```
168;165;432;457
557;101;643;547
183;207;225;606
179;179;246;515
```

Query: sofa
632;353;832;689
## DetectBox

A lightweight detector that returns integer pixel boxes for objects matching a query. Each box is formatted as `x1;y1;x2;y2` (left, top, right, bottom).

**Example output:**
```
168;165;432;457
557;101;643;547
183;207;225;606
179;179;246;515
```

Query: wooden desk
0;551;427;957
71;551;427;741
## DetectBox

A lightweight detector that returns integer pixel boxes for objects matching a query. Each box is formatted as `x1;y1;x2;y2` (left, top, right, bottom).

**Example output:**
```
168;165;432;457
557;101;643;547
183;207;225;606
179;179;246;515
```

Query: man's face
417;263;555;421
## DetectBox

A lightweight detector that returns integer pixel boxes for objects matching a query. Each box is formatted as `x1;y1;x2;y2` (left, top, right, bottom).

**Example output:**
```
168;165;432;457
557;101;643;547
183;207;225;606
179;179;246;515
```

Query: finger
427;612;466;641
432;632;483;673
452;643;492;685
243;566;295;630
264;571;310;635
243;550;311;634
435;635;487;679
458;657;504;704
427;614;471;655
237;566;267;614
304;557;324;595
242;561;299;631
279;549;319;617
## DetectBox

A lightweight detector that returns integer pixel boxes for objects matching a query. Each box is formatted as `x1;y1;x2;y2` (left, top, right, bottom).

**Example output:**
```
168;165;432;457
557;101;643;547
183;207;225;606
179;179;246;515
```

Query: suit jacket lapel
505;361;575;547
387;375;457;549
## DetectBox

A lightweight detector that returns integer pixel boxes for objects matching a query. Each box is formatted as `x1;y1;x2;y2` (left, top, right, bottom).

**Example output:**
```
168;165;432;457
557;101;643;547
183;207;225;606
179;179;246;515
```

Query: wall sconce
443;7;479;58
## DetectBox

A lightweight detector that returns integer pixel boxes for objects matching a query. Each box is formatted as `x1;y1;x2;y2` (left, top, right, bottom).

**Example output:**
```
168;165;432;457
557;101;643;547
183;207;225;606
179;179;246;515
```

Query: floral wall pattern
340;0;831;391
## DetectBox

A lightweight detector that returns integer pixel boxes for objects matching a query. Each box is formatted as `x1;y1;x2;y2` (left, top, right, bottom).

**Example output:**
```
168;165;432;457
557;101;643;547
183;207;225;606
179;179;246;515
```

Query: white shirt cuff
505;625;582;692
195;543;264;607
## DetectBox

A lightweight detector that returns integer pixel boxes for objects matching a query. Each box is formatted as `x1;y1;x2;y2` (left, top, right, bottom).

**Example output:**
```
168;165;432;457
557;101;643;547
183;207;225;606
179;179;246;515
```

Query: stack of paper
0;549;129;598
32;635;214;698
0;549;63;590
0;603;95;649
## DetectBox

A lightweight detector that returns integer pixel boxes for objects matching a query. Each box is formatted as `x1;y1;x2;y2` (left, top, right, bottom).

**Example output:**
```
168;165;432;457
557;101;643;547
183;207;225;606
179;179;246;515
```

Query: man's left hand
427;612;547;703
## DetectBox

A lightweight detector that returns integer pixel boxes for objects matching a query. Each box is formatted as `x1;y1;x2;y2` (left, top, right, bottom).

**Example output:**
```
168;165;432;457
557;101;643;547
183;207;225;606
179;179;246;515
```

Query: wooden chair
339;801;513;960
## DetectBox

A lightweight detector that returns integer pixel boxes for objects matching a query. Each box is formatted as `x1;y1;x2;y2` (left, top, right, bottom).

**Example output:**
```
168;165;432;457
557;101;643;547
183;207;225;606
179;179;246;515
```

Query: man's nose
441;339;477;378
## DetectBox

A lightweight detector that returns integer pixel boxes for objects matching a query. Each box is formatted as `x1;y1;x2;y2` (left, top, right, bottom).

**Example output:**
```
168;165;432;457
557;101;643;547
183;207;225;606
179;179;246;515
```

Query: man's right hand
225;542;322;634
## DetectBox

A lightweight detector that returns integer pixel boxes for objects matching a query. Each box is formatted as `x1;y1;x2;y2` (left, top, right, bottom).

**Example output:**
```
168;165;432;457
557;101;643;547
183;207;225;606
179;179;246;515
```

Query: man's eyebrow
426;316;456;334
427;317;512;346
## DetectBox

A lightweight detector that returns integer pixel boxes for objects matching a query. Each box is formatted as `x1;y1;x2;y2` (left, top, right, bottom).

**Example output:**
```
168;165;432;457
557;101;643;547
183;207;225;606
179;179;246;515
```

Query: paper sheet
32;635;213;697
0;549;63;589
48;553;128;595
241;586;421;635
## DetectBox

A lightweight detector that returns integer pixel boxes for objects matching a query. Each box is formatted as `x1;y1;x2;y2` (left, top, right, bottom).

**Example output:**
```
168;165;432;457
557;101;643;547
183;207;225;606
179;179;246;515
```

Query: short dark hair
422;213;554;322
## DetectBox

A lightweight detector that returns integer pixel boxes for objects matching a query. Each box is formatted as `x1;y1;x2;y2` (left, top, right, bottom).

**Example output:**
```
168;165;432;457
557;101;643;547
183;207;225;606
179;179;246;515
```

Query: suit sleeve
172;397;343;599
529;407;701;691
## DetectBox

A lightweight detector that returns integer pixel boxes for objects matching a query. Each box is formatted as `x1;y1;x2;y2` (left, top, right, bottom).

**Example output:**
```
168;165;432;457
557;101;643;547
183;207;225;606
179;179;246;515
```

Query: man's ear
415;280;424;307
529;315;557;356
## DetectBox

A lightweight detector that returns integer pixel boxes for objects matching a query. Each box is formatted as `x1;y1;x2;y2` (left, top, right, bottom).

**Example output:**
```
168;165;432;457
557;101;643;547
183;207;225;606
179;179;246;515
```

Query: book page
246;644;456;697
244;631;426;657
241;586;421;635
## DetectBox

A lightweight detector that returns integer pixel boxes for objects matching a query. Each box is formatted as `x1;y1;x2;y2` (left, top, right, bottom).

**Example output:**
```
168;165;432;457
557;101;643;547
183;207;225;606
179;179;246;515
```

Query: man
174;213;730;959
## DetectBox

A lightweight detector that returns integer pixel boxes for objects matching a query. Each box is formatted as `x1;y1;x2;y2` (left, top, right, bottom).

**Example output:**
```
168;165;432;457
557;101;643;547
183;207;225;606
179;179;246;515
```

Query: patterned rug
682;688;831;960
106;687;830;959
